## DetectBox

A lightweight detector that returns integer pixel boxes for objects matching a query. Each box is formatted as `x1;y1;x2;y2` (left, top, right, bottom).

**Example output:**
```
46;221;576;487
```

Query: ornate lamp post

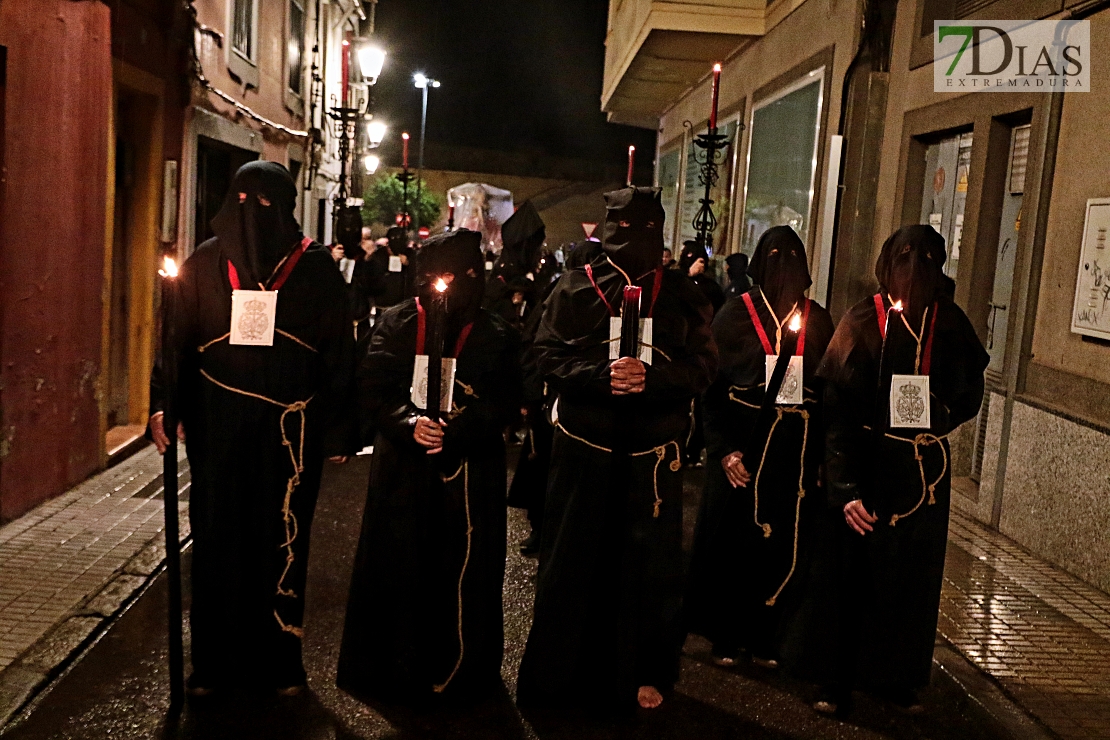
326;36;385;235
686;63;737;255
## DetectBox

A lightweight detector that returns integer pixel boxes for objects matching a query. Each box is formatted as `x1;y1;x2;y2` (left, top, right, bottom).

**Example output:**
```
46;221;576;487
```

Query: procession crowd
146;160;988;721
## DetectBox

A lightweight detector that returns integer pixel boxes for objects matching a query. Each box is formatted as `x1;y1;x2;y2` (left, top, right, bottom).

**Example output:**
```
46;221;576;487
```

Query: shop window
657;148;681;251
740;73;823;255
919;131;974;279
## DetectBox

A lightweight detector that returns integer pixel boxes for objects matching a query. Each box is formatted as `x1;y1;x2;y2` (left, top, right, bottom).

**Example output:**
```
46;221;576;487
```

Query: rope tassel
199;369;314;636
887;432;949;526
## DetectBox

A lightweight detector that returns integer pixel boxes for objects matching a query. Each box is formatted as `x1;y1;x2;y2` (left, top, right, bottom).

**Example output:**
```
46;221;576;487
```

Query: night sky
368;0;655;177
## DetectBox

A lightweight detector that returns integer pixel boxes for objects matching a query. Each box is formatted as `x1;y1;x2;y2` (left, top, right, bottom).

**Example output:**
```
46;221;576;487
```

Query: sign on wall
1071;198;1110;340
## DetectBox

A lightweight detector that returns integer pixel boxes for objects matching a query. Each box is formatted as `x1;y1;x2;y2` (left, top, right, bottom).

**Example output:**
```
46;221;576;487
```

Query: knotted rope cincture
433;460;472;693
885;432;949;526
197;329;318;354
728;386;811;607
554;422;682;518
198;367;314;639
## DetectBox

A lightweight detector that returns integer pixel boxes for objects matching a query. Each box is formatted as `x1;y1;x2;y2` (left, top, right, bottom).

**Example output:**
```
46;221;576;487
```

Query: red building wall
0;1;113;521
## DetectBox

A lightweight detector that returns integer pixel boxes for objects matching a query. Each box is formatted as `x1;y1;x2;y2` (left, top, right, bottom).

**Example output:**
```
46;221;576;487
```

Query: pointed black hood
210;161;302;287
875;224;948;322
601;186;665;280
498;200;546;278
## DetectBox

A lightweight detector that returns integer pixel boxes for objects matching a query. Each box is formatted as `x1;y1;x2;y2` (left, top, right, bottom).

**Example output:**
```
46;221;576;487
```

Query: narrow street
0;454;1016;740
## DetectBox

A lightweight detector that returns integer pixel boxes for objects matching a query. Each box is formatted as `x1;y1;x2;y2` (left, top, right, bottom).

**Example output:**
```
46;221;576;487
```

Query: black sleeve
442;323;524;456
358;306;424;450
643;286;718;400
533;280;613;400
316;267;359;457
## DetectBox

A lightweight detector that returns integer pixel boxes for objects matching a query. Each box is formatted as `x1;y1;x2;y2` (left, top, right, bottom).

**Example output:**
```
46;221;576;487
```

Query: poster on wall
1071;197;1110;340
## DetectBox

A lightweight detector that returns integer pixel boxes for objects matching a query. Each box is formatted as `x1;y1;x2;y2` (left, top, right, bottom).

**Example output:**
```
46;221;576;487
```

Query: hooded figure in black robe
337;229;522;702
678;240;725;464
504;245;564;556
516;187;718;711
723;252;752;299
485;200;546;328
680;240;726;314
148;161;354;692
366;226;416;310
685;226;834;666
782;225;987;712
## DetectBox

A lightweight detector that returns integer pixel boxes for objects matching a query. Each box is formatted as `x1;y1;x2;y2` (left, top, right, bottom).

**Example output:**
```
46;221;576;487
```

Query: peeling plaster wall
0;1;113;521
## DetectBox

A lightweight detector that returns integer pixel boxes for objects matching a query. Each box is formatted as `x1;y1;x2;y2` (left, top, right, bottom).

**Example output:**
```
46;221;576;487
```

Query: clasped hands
413;416;446;454
610;357;646;395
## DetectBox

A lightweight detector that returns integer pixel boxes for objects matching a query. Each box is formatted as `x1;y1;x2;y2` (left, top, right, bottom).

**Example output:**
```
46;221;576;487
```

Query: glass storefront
740;74;823;255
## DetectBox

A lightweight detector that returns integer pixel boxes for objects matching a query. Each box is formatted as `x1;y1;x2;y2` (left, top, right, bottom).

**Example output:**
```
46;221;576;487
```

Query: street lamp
326;36;385;238
413;72;440;235
363;154;380;174
357;42;386;85
366;119;387;148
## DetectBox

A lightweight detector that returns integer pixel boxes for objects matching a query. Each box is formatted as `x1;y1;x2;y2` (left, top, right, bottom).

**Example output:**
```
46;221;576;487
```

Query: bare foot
638;685;663;709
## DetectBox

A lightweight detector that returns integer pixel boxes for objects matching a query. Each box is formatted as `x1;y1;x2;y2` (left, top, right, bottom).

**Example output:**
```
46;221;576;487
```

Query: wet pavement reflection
1;454;1016;740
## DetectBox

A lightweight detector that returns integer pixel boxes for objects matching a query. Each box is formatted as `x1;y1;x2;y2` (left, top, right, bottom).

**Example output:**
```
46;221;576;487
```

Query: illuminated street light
367;119;387;148
364;154;380;174
358;42;386;85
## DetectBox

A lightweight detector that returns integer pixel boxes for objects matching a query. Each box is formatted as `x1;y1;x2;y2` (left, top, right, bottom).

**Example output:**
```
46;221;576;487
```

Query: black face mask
601;187;665;280
416;229;486;320
211;161;302;286
875;225;947;323
748;226;812;319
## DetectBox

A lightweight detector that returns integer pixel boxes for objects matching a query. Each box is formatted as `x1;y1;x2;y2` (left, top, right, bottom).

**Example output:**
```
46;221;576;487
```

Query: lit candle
627;145;636;187
709;63;721;131
157;255;184;708
402;132;410;169
744;310;803;488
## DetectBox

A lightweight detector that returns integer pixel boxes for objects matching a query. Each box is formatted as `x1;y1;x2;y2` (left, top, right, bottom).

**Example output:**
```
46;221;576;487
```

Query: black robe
685;289;834;660
366;246;415;310
516;260;717;709
151;237;353;689
337;301;521;701
782;294;987;694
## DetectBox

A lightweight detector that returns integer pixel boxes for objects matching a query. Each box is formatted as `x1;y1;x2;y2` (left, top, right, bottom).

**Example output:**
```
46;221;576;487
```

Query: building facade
604;0;1110;591
0;0;368;522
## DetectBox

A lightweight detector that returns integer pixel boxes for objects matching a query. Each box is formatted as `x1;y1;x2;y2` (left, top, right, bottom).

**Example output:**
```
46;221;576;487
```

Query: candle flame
713;62;722;72
402;132;410;140
788;312;802;332
434;278;448;293
628;145;635;153
892;300;904;312
159;256;178;278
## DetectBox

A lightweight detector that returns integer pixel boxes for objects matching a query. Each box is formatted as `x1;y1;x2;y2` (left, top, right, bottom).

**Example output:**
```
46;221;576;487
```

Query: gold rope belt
554;422;682;518
727;386;813;606
198;368;314;639
748;406;810;607
197;329;318;354
883;431;949;526
433;459;472;693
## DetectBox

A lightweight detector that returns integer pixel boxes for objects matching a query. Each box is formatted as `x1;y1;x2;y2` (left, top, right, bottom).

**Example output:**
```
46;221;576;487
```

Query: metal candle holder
684;122;734;254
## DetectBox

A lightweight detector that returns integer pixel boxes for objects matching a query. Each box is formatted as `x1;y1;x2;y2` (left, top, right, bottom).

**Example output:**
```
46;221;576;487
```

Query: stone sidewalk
941;509;1110;739
0;446;189;725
